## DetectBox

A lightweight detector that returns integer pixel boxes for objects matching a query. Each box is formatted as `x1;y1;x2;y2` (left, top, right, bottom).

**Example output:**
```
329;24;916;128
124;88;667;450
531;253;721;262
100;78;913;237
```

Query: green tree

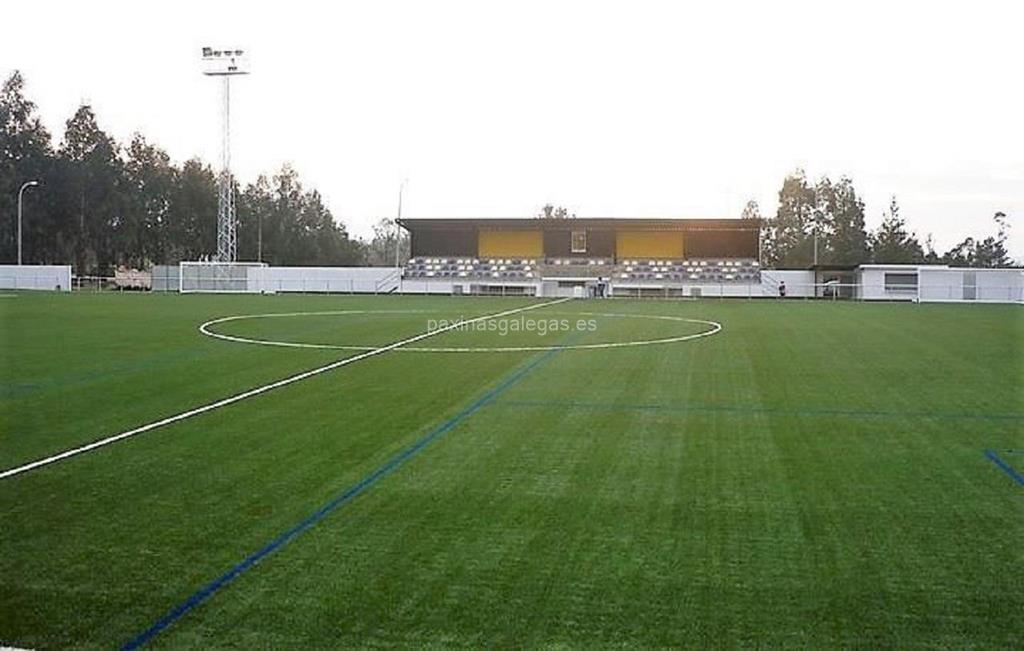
123;135;176;266
764;170;816;267
0;71;53;263
942;238;975;267
237;174;273;263
923;234;941;264
870;196;924;263
57;105;126;273
1;71;379;270
363;217;409;266
166;159;217;262
972;212;1012;267
740;199;761;221
820;177;869;265
299;188;365;266
268;165;305;264
943;211;1013;268
240;165;364;266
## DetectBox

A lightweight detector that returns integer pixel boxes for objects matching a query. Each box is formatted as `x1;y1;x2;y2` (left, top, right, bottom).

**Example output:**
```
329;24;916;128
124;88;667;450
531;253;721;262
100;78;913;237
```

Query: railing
257;279;389;294
609;282;764;300
539;265;611;278
73;276;117;291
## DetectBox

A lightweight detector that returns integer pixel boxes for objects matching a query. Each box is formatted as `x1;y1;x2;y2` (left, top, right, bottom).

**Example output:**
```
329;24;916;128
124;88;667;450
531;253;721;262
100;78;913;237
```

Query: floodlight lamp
201;46;250;76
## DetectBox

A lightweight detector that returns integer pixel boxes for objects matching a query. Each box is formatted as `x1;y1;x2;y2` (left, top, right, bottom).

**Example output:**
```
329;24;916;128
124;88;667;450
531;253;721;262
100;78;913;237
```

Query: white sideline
0;298;571;481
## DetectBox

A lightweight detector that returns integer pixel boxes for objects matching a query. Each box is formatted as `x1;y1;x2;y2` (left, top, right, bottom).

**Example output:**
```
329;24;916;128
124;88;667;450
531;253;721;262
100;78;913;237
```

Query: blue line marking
492;399;1024;422
122;345;566;649
984;449;1024;488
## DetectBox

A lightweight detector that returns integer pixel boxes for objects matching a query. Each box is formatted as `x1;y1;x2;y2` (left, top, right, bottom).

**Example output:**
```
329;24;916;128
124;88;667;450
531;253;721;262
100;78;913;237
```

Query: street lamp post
17;180;40;266
394;179;407;268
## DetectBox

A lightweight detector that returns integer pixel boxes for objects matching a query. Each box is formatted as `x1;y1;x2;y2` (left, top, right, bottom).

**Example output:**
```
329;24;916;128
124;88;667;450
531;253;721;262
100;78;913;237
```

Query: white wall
397;279;457;294
972;269;1024;302
858;267;903;301
236;264;1020;302
859;265;933;301
252;267;400;293
151;265;179;291
603;270;810;299
856;265;1023;303
0;265;72;291
919;267;1023;303
398;279;542;296
759;270;816;297
608;282;764;298
917;268;959;302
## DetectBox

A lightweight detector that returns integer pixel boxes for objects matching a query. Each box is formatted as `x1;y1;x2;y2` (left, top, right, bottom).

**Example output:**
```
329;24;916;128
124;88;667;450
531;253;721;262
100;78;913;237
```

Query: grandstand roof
398;218;762;232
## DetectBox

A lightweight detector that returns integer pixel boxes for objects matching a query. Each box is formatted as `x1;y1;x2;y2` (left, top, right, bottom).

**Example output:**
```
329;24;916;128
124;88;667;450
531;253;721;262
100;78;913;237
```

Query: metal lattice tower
201;47;249;262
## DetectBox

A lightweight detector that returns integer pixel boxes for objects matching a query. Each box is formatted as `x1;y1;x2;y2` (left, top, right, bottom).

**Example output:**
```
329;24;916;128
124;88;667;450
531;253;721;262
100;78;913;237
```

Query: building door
962;272;977;300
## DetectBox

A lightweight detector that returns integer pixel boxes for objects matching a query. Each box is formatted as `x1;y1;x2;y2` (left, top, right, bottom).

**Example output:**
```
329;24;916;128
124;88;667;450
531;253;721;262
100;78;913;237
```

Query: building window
884;272;918;292
571;230;587;253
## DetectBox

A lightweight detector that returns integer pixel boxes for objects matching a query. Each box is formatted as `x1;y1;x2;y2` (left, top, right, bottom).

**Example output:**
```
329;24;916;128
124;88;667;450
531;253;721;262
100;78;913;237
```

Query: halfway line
0;298;570;481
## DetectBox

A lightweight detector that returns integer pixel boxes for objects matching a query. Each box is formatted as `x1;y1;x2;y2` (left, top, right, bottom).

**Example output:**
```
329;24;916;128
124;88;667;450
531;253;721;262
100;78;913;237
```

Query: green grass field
1;292;1022;648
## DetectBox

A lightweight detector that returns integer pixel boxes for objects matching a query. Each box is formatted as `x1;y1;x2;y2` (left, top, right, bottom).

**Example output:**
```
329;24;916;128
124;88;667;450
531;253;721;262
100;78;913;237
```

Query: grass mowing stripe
493;399;1024;422
0;298;570;481
0;346;205;399
984;449;1024;487
121;341;570;650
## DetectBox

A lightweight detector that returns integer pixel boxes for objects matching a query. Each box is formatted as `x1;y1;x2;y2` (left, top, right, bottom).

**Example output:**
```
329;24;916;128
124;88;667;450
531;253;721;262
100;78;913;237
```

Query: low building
857;264;1023;303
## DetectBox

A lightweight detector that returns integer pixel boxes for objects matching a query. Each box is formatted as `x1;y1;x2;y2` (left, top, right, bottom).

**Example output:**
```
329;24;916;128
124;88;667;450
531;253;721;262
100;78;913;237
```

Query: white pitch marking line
199;310;723;353
0;299;571;481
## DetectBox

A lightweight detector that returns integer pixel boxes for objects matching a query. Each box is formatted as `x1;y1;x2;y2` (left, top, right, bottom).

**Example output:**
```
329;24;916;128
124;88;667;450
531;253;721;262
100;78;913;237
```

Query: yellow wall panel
615;231;684;259
478;230;543;258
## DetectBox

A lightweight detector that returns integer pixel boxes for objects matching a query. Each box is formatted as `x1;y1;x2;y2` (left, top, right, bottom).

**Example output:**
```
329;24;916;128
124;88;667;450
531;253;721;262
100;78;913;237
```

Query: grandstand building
399;217;762;297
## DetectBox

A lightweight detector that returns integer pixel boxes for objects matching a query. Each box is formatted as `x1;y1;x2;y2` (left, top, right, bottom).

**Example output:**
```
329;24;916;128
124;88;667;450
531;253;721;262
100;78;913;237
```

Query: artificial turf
0;292;1021;648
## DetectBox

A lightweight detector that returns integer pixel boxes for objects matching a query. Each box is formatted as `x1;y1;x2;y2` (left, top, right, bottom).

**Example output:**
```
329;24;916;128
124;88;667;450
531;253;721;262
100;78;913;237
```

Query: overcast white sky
2;0;1022;260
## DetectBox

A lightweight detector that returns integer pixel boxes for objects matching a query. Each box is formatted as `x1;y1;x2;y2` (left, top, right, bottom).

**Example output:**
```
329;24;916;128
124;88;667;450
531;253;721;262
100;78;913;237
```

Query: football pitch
1;292;1021;648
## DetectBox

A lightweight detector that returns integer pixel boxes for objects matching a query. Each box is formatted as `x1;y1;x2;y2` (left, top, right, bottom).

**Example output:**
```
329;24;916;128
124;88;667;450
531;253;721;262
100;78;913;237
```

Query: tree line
1;71;408;273
755;169;1014;268
3;71;1014;273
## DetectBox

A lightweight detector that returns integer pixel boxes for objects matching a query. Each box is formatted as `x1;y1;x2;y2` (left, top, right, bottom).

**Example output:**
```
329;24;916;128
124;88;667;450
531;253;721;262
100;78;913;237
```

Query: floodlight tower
201;47;249;263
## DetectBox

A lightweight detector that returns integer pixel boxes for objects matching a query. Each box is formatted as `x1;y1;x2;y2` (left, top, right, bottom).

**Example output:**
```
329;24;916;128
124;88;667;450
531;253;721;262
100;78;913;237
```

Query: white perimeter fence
7;263;1018;304
253;267;401;293
760;282;1021;302
152;265;402;294
0;265;72;291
